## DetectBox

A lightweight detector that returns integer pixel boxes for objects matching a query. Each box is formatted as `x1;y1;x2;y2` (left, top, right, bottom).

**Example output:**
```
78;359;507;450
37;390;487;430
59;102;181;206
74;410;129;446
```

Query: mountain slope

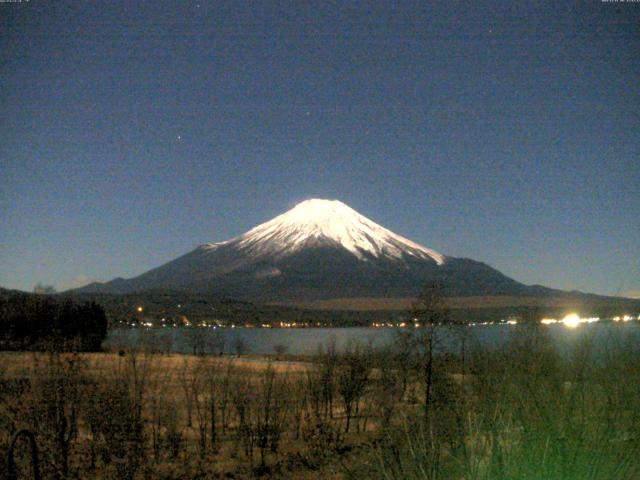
77;199;577;302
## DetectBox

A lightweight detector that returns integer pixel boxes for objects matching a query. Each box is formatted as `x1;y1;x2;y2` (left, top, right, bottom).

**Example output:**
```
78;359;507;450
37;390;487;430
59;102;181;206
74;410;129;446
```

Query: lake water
104;323;640;356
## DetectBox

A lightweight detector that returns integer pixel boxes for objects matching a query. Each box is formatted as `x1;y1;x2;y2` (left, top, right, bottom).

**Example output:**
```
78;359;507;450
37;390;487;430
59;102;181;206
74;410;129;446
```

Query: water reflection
105;322;640;356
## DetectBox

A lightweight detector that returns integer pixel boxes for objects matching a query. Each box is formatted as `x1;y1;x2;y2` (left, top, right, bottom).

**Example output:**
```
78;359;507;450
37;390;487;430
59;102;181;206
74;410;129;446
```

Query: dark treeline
0;291;107;351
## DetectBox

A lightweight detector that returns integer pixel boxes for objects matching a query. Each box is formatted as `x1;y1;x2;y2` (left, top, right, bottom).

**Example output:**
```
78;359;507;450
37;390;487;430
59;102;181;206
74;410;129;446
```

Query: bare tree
233;336;248;356
254;365;288;467
337;342;369;433
147;366;173;462
370;344;409;434
273;343;288;359
410;282;451;425
179;358;196;428
185;327;208;356
218;360;235;434
84;351;150;480
230;373;254;462
26;350;84;479
190;361;209;459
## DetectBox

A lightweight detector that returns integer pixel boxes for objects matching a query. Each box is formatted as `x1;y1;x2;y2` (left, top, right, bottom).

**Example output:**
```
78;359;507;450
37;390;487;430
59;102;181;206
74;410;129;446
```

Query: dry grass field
0;348;389;479
3;325;640;479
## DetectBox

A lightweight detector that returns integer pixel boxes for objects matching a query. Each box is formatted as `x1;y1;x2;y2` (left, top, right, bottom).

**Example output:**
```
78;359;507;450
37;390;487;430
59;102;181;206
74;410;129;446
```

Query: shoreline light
562;313;581;328
559;313;600;328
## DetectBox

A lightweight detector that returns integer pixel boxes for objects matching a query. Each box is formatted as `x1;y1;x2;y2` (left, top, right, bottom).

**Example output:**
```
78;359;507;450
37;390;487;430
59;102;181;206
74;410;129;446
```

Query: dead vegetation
2;323;640;479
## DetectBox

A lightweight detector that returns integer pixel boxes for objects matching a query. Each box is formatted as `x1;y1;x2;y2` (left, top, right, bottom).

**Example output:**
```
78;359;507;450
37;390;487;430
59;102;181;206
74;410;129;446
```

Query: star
177;135;182;141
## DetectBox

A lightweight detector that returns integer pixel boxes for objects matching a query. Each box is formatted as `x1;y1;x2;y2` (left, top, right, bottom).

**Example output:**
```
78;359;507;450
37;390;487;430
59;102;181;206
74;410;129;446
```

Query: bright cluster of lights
371;322;399;328
278;321;304;328
562;313;582;328
541;313;600;328
125;309;639;331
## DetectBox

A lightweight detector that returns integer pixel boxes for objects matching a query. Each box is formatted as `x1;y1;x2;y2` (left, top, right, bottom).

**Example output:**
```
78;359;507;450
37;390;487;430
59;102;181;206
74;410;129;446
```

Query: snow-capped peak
206;199;445;265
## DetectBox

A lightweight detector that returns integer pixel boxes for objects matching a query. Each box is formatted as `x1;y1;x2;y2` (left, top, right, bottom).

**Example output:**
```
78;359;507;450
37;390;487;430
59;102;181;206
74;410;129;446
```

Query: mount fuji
79;199;560;302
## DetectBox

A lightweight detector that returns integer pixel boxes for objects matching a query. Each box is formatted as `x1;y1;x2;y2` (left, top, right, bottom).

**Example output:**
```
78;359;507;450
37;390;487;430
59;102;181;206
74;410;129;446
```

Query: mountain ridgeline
76;199;622;306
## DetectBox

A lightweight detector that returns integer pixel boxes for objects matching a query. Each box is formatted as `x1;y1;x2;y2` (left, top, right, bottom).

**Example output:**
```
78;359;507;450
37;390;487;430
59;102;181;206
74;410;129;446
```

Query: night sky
1;1;638;297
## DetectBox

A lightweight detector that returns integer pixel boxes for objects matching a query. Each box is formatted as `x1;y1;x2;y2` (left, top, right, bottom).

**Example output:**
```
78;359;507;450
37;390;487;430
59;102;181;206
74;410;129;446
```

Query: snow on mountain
201;199;445;265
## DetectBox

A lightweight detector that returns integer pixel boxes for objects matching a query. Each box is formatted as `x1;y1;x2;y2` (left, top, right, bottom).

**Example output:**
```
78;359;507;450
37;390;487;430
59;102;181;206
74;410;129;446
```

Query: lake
104;322;640;356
